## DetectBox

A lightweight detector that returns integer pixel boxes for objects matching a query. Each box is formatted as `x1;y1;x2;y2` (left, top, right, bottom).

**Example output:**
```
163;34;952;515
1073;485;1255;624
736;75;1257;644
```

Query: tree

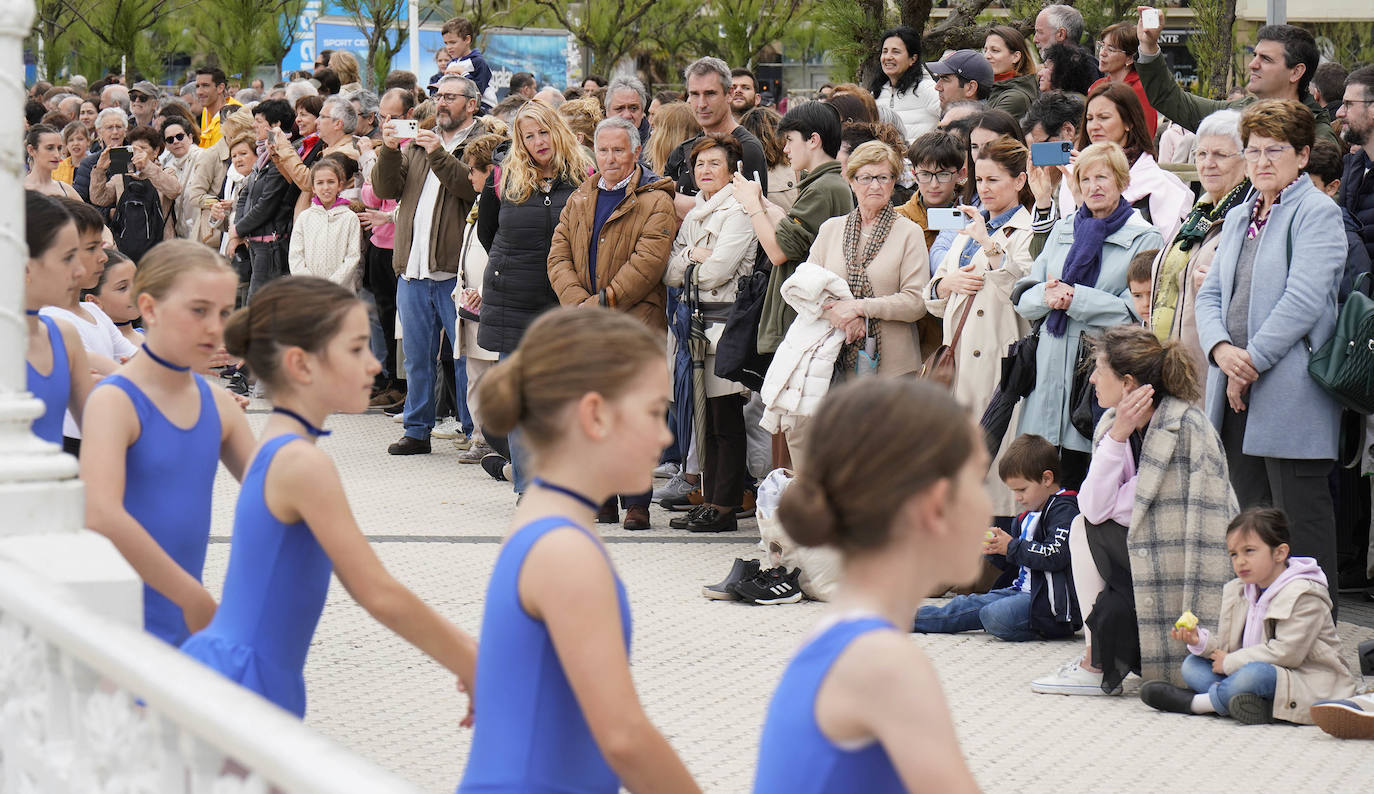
189;0;304;84
531;0;697;78
31;0;81;81
428;0;548;42
334;0;410;89
1187;0;1238;98
60;0;198;81
265;0;312;77
812;0;885;84
710;0;810;70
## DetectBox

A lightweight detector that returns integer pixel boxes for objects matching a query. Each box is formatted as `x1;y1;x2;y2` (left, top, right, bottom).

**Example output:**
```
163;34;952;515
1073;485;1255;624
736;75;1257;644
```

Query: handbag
1308;272;1374;415
1069;331;1099;439
713;259;774;392
918;293;974;387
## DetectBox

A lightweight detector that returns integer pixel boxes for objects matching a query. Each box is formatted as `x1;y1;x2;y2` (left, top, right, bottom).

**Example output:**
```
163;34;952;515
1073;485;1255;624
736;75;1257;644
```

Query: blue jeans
1181;654;1278;715
913;588;1038;642
498;349;530;494
358;288;389;378
397;277;460;441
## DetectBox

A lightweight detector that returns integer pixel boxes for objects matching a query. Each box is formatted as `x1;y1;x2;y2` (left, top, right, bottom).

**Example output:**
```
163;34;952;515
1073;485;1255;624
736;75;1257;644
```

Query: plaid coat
1098;395;1238;685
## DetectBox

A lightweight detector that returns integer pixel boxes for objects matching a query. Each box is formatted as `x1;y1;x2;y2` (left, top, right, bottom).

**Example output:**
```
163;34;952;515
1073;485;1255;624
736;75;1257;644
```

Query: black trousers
703;393;747;507
246;239;288;299
365;245;399;382
1221;406;1339;613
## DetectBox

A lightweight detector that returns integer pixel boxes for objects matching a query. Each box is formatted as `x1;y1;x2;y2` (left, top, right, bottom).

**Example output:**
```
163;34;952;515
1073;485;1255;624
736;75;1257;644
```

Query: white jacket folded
760;262;853;434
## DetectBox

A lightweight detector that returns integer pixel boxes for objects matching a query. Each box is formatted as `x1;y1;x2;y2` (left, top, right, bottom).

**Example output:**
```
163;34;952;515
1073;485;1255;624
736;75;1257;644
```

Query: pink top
1079;435;1136;526
361;183;398;249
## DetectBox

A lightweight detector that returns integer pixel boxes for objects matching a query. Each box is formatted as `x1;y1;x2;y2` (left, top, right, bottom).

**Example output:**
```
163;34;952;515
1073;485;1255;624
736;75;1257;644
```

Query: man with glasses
349;89;383;141
375;74;487;456
128;80;160;128
898;130;969;277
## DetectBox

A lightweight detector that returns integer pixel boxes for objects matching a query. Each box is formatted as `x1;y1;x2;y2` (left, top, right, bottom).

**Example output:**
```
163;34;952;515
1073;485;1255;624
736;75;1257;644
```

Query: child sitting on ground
1141;507;1358;724
288;158;361;287
1128;248;1157;326
913;434;1081;641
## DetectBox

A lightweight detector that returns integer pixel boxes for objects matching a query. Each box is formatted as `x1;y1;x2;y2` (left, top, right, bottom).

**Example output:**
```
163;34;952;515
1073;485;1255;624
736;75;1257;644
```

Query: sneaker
432;418;462;439
652;473;694;503
703;558;762;600
653;461;681;480
391;411;405;423
452;434;472;451
387;436;431;456
732;566;803;605
669;505;711;529
1030;656;1118;696
225;372;250;397
1226;693;1277;725
1311;693;1374;739
686;506;738;533
1140;680;1198;715
458;441;493;463
480;452;508;481
662;487;703;512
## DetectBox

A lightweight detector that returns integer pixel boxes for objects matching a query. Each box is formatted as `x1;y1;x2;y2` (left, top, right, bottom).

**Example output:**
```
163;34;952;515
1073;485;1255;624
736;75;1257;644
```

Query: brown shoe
595;501;619;524
623;505;651;531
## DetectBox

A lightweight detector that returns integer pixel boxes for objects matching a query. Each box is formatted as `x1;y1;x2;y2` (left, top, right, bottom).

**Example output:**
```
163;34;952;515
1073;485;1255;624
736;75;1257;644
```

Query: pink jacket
1079;435;1136;526
361;183;398;249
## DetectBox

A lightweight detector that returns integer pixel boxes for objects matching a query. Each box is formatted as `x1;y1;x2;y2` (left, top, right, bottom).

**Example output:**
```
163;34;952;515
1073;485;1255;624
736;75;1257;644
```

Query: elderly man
665;56;768;218
546;116;675;530
375;74;486;456
74;107;128;202
1033;4;1084;52
349;89;382;140
604;76;651;143
128;80;160;128
269;95;360;216
100;83;130;114
195;67;242;149
533;86;565;108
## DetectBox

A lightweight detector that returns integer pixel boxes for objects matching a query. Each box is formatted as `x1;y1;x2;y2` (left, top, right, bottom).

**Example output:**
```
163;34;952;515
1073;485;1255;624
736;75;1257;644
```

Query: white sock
1191;694;1216;714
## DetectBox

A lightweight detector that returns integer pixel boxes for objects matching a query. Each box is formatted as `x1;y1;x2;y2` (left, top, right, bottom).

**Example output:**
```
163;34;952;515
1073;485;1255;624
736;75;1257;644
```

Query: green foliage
710;0;810;70
429;0;551;43
1311;21;1374;71
1187;0;1238;98
813;0;885;82
333;0;409;89
532;0;697;77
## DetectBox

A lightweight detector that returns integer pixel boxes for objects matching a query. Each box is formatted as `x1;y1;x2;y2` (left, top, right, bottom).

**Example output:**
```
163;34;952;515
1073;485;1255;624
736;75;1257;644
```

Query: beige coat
927;207;1035;515
1197;576;1357;724
1150;226;1223;394
809;213;929;377
89;159;182;243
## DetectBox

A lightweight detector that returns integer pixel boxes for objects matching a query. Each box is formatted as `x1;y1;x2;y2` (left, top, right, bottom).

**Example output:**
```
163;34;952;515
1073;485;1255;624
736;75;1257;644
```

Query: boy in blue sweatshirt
913;434;1082;641
435;17;495;111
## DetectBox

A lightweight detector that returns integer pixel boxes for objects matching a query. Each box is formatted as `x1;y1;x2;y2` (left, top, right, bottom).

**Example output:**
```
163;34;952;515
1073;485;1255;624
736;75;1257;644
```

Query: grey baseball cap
129;80;161;100
926;50;995;88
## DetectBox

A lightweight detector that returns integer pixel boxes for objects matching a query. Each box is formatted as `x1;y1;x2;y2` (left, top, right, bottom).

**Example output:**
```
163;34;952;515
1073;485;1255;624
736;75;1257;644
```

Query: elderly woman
547;116;676;530
662;134;760;533
809;140;930;380
90;125;182;261
927;137;1035;517
74;107;127;202
1089;21;1157;136
161;117;204;239
185;106;255;247
1195;99;1346;606
1149;109;1251;387
1015;141;1164;485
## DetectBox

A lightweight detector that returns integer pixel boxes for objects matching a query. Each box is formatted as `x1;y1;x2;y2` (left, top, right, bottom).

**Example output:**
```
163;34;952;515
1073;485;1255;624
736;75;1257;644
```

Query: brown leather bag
918;293;974;388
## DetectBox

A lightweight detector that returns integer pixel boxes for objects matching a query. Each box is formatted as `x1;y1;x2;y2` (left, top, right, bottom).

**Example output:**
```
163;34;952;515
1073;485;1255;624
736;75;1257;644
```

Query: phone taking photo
927;207;967;231
108;146;132;169
1141;8;1160;30
1031;140;1073;167
393;119;419;138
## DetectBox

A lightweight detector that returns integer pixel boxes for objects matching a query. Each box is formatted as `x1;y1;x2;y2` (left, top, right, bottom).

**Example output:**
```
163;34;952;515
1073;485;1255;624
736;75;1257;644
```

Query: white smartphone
1141;8;1160;30
927;207;967;231
394;119;419;138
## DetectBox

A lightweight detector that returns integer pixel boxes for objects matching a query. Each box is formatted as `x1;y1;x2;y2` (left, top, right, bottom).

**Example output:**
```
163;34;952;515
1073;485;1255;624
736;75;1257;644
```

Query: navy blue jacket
1003;490;1082;637
1339;151;1374;298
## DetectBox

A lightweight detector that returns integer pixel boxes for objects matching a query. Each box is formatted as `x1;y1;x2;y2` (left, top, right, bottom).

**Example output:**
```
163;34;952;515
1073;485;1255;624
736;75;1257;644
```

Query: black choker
25;309;39;316
531;477;601;512
114;320;134;327
141;343;190;372
272;406;331;437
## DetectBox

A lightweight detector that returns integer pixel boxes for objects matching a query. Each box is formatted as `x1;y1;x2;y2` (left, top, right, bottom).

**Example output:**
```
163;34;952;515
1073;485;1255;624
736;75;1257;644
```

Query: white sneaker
432;418;462;439
653;461;681;480
391;411;405;423
1030;656;1116;696
652;473;694;502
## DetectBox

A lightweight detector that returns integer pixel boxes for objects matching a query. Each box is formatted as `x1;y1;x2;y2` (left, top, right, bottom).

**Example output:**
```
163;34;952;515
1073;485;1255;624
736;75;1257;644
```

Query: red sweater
1091;69;1158;137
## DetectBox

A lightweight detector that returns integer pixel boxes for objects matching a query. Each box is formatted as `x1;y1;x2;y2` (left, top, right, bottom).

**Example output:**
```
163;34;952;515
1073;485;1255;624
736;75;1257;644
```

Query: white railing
0;555;425;794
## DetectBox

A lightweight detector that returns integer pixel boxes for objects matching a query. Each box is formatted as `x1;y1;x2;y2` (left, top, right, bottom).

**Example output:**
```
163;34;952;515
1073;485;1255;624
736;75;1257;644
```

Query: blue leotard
99;373;221;646
181;434;332;718
458;517;632;794
26;314;70;445
753;617;905;794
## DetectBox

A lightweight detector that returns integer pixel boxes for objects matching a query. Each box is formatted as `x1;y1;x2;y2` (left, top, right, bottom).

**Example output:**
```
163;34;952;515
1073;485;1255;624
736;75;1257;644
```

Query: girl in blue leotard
181;276;477;719
23;191;92;447
458;308;700;794
753;380;990;794
81;241;257;646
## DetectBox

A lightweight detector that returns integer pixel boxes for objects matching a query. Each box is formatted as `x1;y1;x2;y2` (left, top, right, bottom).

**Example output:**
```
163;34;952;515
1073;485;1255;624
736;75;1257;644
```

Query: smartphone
927;207;967;231
108;146;132;168
1031;140;1073;167
393;119;419;138
1141;8;1160;30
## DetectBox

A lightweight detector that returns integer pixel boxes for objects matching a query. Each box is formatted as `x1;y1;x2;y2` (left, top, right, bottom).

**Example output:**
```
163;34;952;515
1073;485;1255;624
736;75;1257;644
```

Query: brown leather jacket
547;166;676;331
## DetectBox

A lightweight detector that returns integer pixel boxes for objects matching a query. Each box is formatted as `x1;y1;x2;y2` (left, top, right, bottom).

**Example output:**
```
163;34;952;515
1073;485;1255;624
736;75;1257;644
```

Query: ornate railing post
0;0;139;625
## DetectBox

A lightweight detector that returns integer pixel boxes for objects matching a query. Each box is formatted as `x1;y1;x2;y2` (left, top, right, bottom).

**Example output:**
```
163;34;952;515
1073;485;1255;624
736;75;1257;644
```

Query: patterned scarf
1174;179;1251;252
837;205;895;373
1246;175;1302;240
1048;197;1133;337
1151;180;1251;342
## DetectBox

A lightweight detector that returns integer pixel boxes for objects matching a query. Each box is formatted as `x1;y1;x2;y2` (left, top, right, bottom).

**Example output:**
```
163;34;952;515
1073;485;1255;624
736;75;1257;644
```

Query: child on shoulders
913;434;1081;641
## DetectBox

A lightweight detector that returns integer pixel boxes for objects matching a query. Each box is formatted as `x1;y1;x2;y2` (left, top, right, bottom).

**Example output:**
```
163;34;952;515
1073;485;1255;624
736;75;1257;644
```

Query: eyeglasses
854;174;896;186
1095;40;1125;56
914;170;957;184
436;92;476;103
1195;149;1241;163
1343;98;1374;107
1242;144;1294;162
164;132;187;144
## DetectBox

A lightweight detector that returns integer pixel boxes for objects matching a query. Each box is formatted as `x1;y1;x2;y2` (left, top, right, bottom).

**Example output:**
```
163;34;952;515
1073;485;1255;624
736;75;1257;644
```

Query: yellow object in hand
1175;610;1198;631
985;530;996;540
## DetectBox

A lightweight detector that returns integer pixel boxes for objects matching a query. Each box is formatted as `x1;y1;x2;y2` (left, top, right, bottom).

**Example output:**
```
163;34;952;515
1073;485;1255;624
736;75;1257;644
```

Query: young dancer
24;124;82;200
81;240;256;646
754;379;986;793
458;307;700;793
83;249;142;347
24;191;92;446
180;276;477;719
1141;508;1358;724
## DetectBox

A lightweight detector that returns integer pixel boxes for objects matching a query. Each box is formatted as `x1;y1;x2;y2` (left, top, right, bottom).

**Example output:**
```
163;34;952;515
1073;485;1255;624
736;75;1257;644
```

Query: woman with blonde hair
645;103;703;175
476;101;591;496
558;95;604;152
329;50;363;93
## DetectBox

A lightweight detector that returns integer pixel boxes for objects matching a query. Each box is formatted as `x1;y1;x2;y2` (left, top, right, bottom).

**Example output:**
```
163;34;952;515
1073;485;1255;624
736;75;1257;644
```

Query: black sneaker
732;566;803;605
480;452;509;480
387;436;431;455
669;505;710;529
225;371;250;397
686;506;738;533
703;558;761;600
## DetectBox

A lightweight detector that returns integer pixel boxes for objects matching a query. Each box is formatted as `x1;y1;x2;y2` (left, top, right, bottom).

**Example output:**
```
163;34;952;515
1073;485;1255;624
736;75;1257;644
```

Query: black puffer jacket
234;156;299;239
477;172;580;353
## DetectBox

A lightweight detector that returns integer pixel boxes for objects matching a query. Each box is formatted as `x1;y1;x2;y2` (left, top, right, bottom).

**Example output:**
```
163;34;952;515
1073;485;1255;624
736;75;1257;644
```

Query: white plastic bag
755;468;843;601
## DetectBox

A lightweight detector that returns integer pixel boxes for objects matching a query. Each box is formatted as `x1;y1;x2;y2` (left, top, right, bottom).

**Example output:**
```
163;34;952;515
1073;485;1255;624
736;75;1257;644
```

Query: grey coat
1014;210;1164;452
1194;175;1344;460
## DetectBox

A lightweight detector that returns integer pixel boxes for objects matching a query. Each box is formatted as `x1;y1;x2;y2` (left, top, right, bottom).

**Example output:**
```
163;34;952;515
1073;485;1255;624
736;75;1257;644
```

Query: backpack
114;177;163;263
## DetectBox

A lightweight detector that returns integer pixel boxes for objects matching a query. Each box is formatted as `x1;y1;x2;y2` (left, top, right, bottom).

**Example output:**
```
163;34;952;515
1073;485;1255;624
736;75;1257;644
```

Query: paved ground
204;408;1374;793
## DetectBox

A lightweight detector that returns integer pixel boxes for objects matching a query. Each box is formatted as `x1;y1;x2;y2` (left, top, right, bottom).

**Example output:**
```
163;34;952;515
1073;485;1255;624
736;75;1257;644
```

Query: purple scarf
1047;197;1133;337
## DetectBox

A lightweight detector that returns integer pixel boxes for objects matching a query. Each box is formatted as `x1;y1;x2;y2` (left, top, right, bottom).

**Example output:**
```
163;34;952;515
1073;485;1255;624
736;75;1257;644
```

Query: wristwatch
982;240;1005;257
